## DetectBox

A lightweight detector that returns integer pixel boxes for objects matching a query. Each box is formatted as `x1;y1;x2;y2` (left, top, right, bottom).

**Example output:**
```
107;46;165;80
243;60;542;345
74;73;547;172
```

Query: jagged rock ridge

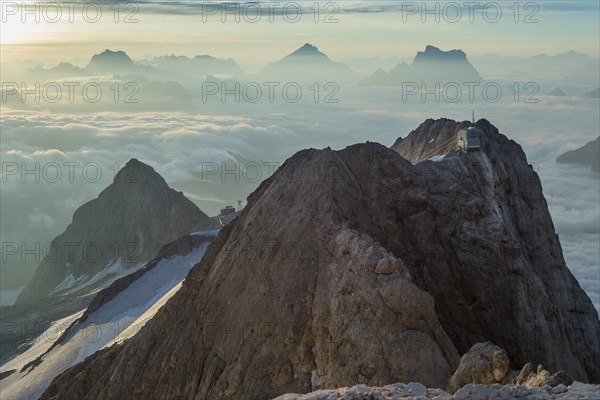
40;119;599;400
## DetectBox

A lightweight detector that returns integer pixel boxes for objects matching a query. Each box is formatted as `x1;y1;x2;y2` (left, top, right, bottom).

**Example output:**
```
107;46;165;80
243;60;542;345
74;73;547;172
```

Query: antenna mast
472;110;475;124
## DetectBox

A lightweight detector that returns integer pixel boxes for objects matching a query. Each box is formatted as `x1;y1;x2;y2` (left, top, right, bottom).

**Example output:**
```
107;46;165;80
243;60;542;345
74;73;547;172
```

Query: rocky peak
361;46;482;86
17;159;207;303
287;43;328;59
87;49;135;72
39;119;599;400
414;45;468;63
109;158;169;191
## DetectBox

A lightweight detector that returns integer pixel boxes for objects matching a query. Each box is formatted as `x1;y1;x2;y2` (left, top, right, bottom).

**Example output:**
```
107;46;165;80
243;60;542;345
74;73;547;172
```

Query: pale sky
1;0;599;70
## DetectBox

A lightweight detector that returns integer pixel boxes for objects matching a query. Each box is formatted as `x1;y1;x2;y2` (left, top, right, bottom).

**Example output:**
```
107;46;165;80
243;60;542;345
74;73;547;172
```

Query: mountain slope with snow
0;235;212;400
18;158;207;303
39;119;599;400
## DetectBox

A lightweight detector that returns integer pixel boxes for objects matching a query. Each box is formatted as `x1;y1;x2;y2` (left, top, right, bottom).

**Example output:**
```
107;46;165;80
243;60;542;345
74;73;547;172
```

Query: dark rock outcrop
17;159;207;302
556;137;600;173
40;119;600;400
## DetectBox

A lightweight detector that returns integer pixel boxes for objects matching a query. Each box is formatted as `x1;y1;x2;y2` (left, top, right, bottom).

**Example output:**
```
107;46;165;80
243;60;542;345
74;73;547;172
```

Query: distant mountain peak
194;54;217;60
549;88;569;97
415;45;467;63
262;43;355;81
87;49;134;71
93;49;132;61
361;45;481;86
286;43;328;59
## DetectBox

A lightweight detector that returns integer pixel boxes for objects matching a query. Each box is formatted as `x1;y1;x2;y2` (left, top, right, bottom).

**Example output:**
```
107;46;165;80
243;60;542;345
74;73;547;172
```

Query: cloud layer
1;85;598;312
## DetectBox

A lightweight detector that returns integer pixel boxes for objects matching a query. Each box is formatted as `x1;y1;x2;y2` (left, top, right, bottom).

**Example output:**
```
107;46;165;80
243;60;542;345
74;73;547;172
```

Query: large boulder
447;342;510;393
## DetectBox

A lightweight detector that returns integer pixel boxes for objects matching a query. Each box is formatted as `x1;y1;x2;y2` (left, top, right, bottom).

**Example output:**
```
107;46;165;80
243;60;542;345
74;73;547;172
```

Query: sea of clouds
1;83;598;310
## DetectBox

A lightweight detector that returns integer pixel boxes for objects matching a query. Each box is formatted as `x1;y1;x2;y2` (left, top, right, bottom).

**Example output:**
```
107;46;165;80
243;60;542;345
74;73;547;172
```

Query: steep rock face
17;159;207;302
389;119;599;383
41;119;599;400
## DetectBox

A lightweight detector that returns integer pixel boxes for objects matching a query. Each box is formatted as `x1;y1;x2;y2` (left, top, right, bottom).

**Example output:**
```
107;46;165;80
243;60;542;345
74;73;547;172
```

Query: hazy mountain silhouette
146;54;245;79
261;43;357;82
23;63;88;81
582;87;600;99
87;49;136;74
361;45;482;86
548;88;570;97
557;137;600;173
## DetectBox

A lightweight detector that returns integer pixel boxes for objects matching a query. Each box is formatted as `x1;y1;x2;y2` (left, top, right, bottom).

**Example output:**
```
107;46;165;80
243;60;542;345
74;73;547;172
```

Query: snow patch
429;154;447;162
1;311;83;371
191;229;220;237
50;259;144;296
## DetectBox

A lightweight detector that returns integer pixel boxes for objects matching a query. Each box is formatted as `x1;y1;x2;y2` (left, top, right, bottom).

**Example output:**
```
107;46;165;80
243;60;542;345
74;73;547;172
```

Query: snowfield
0;241;210;400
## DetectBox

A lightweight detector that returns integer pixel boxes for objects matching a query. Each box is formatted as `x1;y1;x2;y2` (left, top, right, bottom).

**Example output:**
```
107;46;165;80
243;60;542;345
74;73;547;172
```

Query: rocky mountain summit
18;159;207;303
40;119;599;400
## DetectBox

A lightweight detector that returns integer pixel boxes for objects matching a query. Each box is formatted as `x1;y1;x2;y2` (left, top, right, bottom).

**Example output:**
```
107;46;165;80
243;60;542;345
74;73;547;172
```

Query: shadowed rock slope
41;119;599;400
